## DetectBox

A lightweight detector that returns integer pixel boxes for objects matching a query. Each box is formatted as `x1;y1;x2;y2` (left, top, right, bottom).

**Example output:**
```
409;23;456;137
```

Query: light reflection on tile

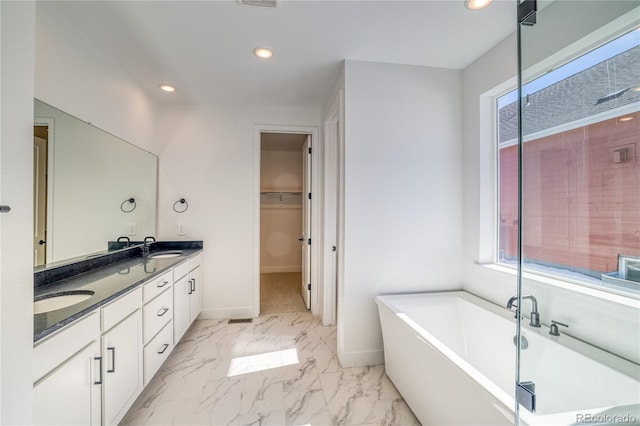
121;313;420;426
227;348;299;377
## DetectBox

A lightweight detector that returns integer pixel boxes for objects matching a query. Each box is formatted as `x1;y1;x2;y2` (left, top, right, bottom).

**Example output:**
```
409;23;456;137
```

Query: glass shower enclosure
511;1;640;424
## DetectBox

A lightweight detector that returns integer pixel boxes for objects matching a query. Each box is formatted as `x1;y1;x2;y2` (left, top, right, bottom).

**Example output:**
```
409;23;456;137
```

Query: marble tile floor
121;312;420;426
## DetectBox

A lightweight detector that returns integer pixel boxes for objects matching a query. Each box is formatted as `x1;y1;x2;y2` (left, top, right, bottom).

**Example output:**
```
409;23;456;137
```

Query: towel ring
121;197;136;213
173;198;188;213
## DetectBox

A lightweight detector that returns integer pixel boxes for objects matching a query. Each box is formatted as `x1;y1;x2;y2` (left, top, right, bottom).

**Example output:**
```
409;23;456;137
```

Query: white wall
261;150;302;191
260;150;303;273
155;104;320;318
0;1;35;423
35;2;158;155
461;1;640;363
339;60;463;366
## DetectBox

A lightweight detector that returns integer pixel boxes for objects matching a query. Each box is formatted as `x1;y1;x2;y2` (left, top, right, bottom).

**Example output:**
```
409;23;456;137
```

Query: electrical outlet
128;223;136;236
178;224;185;236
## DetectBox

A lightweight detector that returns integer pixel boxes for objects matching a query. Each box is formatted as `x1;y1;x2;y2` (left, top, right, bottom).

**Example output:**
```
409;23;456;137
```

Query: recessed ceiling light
159;84;176;92
254;47;273;59
619;116;634;122
464;0;493;10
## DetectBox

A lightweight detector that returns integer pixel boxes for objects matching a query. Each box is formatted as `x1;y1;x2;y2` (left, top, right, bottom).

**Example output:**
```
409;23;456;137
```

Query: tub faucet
506;296;519;319
506;295;541;327
522;295;541;327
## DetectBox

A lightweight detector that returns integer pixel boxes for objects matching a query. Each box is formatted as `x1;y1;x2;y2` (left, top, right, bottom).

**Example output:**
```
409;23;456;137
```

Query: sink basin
148;250;183;259
34;291;95;314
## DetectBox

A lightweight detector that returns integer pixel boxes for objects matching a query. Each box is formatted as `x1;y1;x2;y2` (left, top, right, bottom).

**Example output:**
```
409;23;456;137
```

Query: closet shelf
260;190;303;208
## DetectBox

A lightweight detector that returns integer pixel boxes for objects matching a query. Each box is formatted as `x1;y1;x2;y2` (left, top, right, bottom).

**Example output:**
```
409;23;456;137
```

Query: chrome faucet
506;295;541;327
142;236;156;256
522;295;541;327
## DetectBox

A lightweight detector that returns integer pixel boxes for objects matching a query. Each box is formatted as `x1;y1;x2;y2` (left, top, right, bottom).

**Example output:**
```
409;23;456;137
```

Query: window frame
488;22;640;300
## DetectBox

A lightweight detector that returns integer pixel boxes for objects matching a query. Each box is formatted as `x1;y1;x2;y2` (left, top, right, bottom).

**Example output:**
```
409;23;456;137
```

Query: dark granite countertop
34;241;203;343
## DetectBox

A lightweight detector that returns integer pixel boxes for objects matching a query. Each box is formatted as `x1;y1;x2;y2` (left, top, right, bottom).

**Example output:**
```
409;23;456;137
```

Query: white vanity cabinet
189;261;203;323
33;313;102;426
33;249;203;425
173;254;203;344
101;288;143;425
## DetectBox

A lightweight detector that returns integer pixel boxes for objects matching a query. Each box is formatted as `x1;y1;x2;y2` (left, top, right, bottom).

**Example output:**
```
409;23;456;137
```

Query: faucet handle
549;320;568;336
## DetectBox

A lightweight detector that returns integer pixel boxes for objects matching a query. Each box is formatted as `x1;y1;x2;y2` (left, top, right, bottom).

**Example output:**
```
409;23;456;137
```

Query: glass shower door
514;1;640;424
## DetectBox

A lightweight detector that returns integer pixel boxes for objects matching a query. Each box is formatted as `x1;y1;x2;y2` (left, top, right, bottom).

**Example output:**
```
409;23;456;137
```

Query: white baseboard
337;349;385;367
198;306;257;319
260;266;302;273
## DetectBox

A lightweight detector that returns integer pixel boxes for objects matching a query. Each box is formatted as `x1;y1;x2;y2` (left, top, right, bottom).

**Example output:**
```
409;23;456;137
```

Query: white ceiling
38;0;517;110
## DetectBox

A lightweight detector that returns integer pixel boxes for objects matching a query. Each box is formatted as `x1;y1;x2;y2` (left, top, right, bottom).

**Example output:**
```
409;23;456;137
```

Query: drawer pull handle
158;344;169;354
157;280;169;288
107;347;116;373
94;356;103;384
191;278;196;293
188;279;193;295
157;307;169;317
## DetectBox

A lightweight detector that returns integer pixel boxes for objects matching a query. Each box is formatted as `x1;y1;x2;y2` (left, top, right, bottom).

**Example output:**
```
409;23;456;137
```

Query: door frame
253;124;320;316
321;91;344;326
34;117;55;263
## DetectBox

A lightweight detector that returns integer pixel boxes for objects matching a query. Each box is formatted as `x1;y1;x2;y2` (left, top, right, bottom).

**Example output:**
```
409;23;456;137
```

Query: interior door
34;135;47;266
301;136;311;309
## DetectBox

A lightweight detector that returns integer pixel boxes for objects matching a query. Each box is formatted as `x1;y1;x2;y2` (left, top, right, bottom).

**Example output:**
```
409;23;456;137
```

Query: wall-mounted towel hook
121;197;136;213
173;198;189;213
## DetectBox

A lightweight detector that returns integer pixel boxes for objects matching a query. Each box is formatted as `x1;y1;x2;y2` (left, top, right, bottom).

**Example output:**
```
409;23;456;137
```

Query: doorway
259;132;311;314
34;125;49;266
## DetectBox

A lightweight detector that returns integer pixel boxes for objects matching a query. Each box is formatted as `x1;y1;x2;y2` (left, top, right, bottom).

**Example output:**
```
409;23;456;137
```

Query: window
496;29;640;291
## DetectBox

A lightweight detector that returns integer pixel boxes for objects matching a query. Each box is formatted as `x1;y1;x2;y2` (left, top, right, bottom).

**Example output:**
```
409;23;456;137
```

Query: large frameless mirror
34;99;158;268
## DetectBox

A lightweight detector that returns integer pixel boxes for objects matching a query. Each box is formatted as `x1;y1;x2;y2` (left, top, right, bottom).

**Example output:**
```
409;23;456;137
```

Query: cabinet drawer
33;312;100;383
143;321;173;386
143;270;172;304
143;288;173;344
102;287;142;332
173;259;191;281
189;253;202;270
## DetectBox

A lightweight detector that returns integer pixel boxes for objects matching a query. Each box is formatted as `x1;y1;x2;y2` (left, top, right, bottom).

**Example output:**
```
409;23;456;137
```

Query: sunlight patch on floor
227;348;299;377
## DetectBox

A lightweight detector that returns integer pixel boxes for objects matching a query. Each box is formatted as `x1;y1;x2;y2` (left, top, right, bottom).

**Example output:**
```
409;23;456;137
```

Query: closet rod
260;191;303;195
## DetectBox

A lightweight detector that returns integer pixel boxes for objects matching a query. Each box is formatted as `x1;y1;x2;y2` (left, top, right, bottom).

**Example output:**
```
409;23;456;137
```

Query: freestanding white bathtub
376;291;640;426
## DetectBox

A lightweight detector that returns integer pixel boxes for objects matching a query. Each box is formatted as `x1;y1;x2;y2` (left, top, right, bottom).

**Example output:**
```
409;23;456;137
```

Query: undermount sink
148;250;183;259
34;291;95;314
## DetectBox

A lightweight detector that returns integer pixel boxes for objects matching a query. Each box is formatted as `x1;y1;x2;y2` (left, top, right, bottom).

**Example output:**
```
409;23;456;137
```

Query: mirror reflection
34;99;158;266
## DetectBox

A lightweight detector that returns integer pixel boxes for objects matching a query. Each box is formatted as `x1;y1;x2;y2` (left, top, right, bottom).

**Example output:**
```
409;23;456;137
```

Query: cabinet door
173;274;191;344
33;341;101;425
102;310;143;425
189;265;202;324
